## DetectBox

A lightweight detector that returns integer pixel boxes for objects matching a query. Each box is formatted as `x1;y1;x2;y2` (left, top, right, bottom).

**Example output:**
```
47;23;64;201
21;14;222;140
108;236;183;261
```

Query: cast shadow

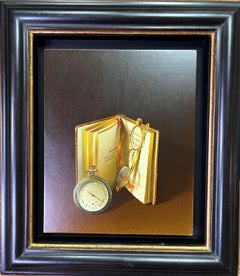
156;140;195;204
108;140;195;210
108;187;133;211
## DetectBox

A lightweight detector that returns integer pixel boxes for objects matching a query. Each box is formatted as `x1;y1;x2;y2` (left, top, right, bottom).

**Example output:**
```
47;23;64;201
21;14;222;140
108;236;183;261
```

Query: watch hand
87;191;104;203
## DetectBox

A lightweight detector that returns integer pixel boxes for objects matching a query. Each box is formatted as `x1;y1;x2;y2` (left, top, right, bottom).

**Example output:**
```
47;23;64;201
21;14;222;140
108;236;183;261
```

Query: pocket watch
73;166;112;214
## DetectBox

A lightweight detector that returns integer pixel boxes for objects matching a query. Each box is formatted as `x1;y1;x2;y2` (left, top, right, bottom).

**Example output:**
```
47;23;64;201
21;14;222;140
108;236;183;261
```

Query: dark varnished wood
1;1;240;275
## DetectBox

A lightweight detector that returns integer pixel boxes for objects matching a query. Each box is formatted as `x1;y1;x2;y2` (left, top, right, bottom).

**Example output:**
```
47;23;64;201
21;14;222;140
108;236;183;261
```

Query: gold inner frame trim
28;29;216;252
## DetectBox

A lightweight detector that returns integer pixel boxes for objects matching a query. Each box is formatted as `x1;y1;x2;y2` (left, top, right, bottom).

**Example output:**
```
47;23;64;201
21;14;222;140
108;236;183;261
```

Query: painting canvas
43;47;199;235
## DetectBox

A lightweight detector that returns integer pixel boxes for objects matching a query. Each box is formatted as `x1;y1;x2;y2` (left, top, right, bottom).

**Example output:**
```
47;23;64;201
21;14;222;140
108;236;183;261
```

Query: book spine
152;130;160;205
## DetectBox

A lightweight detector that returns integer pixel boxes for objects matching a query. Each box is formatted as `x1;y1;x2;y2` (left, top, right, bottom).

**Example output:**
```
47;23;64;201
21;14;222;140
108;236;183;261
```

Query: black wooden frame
1;1;240;275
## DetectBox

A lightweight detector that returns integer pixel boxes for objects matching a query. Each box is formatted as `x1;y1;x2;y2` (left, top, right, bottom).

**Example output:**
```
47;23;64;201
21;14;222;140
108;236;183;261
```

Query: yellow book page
75;121;101;183
76;115;124;186
95;121;121;189
144;131;154;203
75;116;118;183
129;131;154;204
121;118;156;204
83;117;117;171
144;130;159;204
139;129;159;204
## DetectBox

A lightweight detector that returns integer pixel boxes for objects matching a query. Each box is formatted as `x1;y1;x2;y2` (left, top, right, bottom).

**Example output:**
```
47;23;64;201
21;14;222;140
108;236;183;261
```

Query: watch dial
74;179;112;213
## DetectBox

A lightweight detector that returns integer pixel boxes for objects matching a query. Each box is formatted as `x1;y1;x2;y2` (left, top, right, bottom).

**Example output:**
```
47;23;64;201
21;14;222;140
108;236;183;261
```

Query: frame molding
1;1;240;275
27;28;216;253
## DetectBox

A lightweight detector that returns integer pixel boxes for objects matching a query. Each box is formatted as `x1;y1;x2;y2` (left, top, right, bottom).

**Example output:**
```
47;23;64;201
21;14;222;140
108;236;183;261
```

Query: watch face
73;177;112;214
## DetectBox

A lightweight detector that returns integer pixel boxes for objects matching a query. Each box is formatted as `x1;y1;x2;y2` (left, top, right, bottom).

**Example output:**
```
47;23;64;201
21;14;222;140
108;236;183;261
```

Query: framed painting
1;1;240;275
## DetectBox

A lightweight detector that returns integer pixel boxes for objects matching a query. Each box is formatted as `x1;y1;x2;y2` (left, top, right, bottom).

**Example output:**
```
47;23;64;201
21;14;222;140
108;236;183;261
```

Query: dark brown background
43;49;196;235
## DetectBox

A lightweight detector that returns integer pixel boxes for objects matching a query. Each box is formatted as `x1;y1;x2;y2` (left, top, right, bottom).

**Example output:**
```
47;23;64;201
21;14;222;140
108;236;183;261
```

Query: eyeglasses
116;118;149;192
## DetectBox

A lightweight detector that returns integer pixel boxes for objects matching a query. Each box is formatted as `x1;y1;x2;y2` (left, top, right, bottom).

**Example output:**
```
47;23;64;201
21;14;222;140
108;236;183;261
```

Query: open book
75;115;159;205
